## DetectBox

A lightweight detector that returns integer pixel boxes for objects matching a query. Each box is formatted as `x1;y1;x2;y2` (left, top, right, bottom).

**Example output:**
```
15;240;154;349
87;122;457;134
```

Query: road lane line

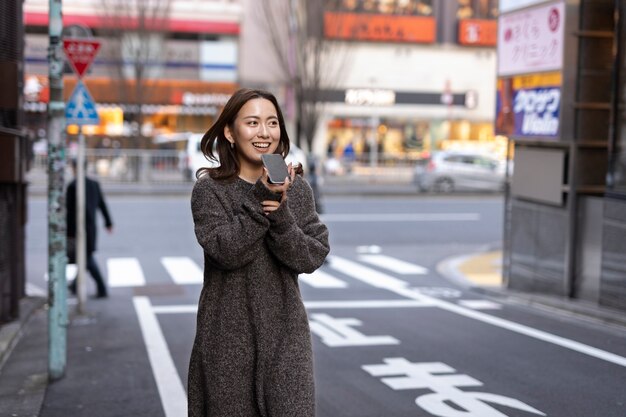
108;258;145;287
320;213;480;222
358;254;428;274
151;299;435;315
300;269;348;288
133;296;187;417
331;256;626;368
328;256;413;290
161;257;203;285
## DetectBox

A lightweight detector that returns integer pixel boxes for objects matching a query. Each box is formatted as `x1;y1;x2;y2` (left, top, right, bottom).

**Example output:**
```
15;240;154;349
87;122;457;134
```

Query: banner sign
324;12;436;43
458;19;497;46
496;72;562;138
497;1;564;76
500;0;553;13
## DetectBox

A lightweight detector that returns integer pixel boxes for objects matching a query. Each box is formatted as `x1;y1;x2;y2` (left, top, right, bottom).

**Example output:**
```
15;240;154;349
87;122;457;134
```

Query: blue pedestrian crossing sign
66;81;100;125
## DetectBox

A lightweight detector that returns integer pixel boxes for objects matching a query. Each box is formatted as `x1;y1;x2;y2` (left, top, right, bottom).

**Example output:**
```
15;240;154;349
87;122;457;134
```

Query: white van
182;132;308;180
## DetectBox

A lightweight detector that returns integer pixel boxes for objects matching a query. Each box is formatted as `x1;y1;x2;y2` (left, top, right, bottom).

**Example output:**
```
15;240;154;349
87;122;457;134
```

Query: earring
230;142;234;149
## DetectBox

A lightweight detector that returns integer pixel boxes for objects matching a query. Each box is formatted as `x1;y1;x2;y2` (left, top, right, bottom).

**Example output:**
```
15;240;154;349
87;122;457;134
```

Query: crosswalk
87;253;431;289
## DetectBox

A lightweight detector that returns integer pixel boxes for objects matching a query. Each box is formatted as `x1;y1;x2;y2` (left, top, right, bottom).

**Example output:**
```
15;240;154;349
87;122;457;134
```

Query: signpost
63;38;101;314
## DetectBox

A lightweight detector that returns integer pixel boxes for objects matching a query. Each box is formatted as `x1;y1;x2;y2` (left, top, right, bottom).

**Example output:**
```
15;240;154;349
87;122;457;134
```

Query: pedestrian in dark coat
188;88;330;417
67;162;113;298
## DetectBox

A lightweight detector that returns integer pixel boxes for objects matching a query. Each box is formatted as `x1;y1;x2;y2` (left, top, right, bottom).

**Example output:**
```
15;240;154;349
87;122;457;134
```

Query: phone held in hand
261;154;290;184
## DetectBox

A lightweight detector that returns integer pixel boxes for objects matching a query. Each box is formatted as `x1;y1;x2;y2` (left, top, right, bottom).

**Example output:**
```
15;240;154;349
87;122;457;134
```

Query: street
27;194;626;417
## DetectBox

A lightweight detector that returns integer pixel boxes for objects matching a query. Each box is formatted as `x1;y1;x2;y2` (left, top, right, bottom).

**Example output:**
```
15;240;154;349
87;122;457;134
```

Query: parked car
182;133;308;181
413;151;508;193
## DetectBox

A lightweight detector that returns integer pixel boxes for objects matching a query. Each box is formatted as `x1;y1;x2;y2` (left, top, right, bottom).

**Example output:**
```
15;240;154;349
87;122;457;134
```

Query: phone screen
261;154;289;184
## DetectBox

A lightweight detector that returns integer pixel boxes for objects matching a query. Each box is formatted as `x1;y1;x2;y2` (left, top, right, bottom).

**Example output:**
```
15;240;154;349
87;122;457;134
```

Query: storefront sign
458;19;497;46
496;72;562;138
500;0;553;13
345;89;396;106
497;1;564;76
180;92;232;106
324;12;436;43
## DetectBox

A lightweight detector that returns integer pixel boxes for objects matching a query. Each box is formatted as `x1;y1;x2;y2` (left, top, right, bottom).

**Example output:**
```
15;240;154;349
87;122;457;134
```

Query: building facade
0;0;27;323
240;0;501;159
501;0;626;311
23;0;242;148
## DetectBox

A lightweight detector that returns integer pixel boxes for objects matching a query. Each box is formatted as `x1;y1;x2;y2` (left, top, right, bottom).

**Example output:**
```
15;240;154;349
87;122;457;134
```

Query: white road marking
328;256;411;290
321;213;480;222
459;300;502;310
107;258;145;287
309;313;399;347
299;269;347;288
161;257;203;285
133;297;187;417
358;254;428;274
150;299;434;315
332;256;626;368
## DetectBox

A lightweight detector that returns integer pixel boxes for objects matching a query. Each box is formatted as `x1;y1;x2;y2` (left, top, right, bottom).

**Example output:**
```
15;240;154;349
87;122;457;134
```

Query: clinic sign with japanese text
497;1;564;76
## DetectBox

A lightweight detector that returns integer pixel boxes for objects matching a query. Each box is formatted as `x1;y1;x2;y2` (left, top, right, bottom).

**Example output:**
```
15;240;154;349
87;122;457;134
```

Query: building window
457;0;498;19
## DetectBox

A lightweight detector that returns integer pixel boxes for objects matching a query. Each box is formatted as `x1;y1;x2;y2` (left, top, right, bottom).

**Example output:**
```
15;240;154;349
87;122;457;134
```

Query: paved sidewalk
438;249;626;329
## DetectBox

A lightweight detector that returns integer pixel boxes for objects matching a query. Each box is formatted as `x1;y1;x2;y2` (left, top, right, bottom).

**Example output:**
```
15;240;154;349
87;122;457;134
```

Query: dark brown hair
197;88;293;181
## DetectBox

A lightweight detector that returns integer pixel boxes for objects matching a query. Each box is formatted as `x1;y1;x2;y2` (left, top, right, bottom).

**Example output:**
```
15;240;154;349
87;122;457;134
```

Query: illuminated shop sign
458;19;497;46
496;72;562;138
180;92;232;106
497;1;564;76
345;89;396;106
324;12;436;43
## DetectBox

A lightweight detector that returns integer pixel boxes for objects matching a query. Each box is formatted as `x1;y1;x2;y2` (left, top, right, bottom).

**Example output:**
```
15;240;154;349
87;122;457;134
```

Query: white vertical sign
497;1;565;76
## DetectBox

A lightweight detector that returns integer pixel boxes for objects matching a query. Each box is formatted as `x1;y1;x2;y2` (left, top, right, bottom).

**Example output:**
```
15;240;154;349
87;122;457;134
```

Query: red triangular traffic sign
63;38;101;78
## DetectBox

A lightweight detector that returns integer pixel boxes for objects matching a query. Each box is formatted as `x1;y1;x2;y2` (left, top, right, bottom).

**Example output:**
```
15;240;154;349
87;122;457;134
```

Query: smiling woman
188;88;329;417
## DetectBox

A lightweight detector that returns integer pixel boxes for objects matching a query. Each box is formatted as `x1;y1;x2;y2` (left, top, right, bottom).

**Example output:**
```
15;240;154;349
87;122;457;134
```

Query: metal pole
47;0;67;381
76;127;87;313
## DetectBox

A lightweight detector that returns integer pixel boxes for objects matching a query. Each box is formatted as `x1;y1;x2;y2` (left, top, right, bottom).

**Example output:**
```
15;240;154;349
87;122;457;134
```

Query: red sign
458;19;497;47
324;12;436;44
63;38;101;77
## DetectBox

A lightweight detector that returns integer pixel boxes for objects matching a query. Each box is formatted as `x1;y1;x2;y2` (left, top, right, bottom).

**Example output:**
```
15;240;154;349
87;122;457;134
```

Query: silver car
414;151;508;193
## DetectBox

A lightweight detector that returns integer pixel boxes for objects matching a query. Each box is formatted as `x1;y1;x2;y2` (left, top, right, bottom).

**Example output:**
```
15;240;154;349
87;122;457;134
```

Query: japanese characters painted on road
63;38;101;78
66;81;100;126
309;314;399;347
363;358;546;417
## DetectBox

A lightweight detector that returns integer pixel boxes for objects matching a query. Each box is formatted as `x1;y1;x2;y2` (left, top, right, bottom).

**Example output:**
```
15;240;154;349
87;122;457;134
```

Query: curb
0;296;47;372
438;251;626;330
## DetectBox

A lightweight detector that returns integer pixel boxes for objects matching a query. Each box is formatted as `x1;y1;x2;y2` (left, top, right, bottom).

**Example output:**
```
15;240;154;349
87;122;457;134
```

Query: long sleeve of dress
192;177;274;271
265;177;329;274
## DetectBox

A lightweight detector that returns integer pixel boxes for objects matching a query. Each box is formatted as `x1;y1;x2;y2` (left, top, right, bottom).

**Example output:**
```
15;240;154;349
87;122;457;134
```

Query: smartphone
261;154;290;184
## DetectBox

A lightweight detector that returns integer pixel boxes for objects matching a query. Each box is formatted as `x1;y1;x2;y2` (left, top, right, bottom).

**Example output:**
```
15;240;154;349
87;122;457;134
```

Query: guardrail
26;149;422;187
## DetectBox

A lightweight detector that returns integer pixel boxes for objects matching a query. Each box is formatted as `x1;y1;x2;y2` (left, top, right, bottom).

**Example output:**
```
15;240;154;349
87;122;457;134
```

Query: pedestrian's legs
87;252;108;297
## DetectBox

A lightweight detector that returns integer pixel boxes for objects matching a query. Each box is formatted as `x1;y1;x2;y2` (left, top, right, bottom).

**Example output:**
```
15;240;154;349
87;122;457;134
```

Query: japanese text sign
496;72;562;138
497;1;564;76
63;38;101;78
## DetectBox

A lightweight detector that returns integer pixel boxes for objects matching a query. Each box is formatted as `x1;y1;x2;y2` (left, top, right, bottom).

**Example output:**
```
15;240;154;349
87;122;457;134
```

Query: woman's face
225;98;282;169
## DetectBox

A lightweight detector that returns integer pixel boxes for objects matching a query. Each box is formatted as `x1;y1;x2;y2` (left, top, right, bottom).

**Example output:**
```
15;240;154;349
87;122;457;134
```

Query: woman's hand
262;162;296;215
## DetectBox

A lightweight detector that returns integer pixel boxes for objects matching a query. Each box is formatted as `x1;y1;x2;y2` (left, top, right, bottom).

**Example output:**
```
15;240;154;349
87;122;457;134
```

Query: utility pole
47;0;68;381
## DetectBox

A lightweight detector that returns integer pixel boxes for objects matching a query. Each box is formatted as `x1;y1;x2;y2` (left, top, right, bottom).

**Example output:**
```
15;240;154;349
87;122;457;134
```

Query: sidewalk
438;250;626;329
0;295;163;417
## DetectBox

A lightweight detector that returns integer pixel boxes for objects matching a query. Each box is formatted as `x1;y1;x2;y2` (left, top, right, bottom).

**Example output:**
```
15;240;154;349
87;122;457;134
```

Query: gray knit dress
188;174;329;417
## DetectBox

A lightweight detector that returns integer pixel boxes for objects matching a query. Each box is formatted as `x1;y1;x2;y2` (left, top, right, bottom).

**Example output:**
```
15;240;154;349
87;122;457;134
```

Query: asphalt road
27;194;626;417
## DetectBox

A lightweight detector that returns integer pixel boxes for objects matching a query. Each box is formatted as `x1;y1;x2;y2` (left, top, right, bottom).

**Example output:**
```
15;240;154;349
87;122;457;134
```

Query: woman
188;88;330;417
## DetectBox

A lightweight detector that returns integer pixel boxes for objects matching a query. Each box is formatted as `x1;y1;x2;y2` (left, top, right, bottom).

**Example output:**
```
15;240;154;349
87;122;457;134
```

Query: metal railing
26;149;424;187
